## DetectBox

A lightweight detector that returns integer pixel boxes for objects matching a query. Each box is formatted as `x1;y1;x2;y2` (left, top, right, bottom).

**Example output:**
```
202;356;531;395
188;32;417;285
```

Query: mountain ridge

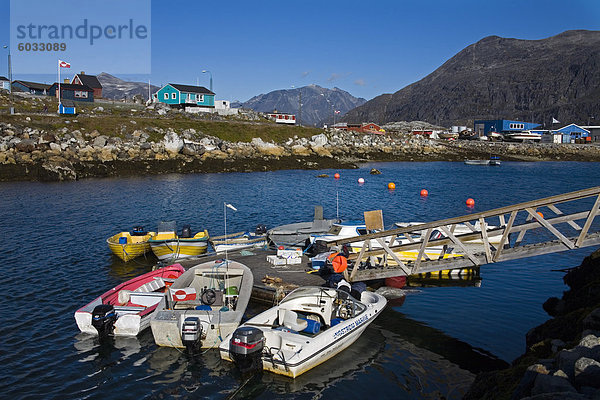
344;30;600;127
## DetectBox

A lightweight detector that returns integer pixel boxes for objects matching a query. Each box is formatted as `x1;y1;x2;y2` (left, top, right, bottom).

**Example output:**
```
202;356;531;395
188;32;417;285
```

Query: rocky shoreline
1;119;600;181
465;249;600;400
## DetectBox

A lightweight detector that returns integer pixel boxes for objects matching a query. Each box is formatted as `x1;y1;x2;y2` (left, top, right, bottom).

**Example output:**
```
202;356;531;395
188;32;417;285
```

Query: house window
197;94;204;102
171;93;176;100
74;91;88;98
164;93;168;100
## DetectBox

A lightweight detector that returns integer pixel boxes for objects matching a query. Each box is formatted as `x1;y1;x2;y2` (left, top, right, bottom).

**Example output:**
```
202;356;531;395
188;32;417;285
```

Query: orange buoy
334;173;340;179
466;198;475;207
329;253;348;273
358;177;365;184
388;182;396;190
420;189;428;197
537;211;544;219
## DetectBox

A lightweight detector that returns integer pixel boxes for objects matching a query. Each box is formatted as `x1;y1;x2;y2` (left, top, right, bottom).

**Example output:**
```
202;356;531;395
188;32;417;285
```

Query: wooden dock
163;249;323;304
326;186;600;282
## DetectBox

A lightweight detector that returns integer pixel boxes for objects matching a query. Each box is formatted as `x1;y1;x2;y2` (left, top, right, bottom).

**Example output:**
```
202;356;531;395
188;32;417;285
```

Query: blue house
156;83;215;108
553;124;590;143
59;99;76;115
48;83;94;103
0;76;9;91
474;119;541;137
12;80;51;95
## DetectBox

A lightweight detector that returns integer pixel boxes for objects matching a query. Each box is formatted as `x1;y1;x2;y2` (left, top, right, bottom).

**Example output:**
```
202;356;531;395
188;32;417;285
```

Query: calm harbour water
1;161;599;399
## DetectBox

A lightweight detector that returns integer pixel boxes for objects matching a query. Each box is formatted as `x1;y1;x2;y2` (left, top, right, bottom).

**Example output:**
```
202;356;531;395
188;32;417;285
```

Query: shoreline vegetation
465;249;600;399
1;94;600;182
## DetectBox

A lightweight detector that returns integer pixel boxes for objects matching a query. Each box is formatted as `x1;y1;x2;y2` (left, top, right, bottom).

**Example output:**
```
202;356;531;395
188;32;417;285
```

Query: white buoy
358;178;365;184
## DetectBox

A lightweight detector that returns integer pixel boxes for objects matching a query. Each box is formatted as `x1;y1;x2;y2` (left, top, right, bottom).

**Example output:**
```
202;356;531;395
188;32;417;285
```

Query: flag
58;60;70;68
552;118;560;124
334;110;341;114
226;203;238;211
170;287;196;301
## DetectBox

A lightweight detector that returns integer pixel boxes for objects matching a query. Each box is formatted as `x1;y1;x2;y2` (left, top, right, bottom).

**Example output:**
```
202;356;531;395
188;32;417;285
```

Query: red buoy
334;173;340;179
537;211;544;219
420;189;428;197
466;198;475;207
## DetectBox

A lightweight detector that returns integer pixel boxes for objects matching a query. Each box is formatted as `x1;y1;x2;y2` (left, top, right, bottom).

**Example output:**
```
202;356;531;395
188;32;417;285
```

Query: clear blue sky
1;0;599;102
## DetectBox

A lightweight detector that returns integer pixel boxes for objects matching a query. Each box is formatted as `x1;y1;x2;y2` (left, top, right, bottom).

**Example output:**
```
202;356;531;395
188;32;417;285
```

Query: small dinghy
74;264;185;337
150;259;253;351
148;221;210;261
210;225;267;254
106;226;156;262
219;286;387;378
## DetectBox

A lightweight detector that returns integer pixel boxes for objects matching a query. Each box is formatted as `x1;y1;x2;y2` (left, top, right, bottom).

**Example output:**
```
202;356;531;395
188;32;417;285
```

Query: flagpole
58;60;60;112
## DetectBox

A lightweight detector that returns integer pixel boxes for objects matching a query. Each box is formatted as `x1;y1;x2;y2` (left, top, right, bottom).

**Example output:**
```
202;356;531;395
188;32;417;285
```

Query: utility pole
298;90;302;126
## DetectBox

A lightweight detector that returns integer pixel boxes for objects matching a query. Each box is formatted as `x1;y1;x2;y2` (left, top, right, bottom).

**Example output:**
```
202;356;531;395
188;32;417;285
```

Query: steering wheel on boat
201;289;217;305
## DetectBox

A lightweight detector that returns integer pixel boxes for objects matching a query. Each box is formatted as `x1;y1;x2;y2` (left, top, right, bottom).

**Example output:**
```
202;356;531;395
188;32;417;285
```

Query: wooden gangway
325;186;600;282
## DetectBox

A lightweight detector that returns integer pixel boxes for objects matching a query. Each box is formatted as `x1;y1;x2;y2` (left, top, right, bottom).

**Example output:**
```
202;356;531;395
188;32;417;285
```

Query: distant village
1;72;598;145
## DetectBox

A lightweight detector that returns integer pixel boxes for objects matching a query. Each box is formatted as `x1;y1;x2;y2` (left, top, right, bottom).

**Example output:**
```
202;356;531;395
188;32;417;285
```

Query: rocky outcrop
465;249;600;400
0;120;600;181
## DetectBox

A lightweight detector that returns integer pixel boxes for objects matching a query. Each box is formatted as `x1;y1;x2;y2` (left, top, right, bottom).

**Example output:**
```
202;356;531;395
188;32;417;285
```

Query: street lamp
3;45;13;114
202;70;213;92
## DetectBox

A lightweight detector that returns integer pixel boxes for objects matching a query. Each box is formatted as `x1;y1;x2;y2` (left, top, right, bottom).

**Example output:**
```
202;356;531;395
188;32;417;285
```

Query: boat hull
150;239;209;260
150;260;253;349
220;288;386;378
107;231;155;262
74;265;185;336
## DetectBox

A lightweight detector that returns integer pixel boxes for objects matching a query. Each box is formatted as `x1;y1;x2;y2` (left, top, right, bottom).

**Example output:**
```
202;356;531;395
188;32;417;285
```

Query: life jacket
328;252;348;273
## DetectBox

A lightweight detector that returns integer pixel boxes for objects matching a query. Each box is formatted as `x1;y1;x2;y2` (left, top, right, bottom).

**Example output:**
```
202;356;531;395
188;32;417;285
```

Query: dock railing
325;186;600;282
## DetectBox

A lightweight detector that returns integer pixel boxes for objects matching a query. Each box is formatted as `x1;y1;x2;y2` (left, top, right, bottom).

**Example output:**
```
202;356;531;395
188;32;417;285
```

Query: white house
0;76;10;91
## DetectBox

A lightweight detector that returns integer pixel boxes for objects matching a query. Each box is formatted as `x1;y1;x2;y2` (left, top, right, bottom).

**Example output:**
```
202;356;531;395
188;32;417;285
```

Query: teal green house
156;83;215;108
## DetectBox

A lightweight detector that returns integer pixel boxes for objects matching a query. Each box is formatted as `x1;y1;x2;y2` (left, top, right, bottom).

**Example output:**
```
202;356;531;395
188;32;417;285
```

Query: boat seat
278;309;308;332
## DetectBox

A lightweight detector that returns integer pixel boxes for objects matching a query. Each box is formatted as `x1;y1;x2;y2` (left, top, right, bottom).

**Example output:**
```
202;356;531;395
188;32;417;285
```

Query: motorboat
74;264;185;337
307;221;455;262
438;131;459;140
210;226;267;254
394;221;503;245
220;286;386;378
503;130;542;142
267;206;338;247
150;259;253;351
464;155;501;166
106;226;156;262
148;221;210;261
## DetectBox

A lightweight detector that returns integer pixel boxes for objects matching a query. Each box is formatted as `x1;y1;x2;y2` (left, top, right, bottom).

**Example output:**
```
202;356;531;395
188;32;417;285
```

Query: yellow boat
148;221;209;261
107;228;156;262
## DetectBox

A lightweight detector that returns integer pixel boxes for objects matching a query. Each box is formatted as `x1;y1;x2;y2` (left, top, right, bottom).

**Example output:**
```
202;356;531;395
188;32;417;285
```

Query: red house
71;72;102;98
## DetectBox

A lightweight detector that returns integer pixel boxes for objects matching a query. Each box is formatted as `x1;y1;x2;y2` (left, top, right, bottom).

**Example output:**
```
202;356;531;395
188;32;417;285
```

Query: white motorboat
150;259;253;351
267;206;338;247
210;229;267;254
308;221;454;261
503;130;542;142
74;264;185;337
220;286;386;378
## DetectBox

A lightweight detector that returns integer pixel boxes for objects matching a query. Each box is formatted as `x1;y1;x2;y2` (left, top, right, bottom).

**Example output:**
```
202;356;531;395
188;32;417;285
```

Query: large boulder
574;357;600;388
163;131;184;154
251;137;286;157
15;139;36;153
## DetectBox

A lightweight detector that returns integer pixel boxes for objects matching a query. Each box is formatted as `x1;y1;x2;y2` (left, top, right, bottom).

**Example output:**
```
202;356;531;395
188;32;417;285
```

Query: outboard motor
132;226;147;236
229;327;264;375
255;224;267;235
92;304;117;338
181;224;192;238
181;317;202;354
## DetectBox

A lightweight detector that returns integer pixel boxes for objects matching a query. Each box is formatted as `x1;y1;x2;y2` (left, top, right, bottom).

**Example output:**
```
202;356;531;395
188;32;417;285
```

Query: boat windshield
281;287;337;304
326;225;343;235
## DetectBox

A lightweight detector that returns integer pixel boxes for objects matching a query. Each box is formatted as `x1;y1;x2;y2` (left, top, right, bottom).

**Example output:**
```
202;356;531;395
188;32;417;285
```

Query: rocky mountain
97;73;159;101
240;85;367;126
344;30;600;127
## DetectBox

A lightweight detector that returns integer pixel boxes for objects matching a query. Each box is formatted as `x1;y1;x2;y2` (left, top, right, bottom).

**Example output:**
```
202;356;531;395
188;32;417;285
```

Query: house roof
0;76;8;81
49;83;94;92
74;74;102;89
169;83;214;95
13;80;51;91
556;123;589;133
